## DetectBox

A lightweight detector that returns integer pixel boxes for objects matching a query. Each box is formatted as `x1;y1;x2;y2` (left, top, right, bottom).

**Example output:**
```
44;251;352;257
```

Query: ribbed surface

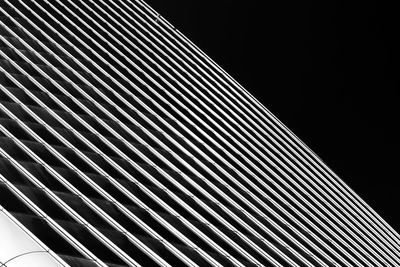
0;1;399;266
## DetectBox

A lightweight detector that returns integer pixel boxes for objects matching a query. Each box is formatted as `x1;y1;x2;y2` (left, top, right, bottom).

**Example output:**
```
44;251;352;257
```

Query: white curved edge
0;206;68;267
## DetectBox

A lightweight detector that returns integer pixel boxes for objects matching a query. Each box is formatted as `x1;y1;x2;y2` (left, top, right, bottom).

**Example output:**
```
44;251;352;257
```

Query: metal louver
0;1;399;266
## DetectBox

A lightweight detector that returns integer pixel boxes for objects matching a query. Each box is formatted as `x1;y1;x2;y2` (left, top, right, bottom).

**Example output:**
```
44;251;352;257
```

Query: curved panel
0;210;64;267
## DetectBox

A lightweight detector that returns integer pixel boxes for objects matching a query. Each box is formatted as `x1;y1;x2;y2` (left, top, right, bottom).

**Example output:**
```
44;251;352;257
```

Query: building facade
0;0;399;266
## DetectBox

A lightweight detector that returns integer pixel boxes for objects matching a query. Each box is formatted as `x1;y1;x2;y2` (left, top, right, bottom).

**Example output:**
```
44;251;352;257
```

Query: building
1;0;399;266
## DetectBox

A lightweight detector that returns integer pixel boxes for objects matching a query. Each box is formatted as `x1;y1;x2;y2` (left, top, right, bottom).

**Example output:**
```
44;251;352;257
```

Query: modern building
0;0;399;266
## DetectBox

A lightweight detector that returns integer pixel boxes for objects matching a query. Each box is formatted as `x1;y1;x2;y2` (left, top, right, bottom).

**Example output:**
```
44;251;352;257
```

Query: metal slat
122;0;400;253
35;2;390;266
127;0;400;249
0;0;398;266
0;3;370;266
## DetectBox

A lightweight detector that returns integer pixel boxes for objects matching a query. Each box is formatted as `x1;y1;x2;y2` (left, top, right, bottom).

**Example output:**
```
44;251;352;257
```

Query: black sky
145;0;399;231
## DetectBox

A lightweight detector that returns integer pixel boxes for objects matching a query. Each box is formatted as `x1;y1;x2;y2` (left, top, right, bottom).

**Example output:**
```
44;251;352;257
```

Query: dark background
145;1;399;231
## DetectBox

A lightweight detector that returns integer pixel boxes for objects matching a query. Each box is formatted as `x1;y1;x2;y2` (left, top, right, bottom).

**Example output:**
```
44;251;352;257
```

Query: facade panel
0;1;399;266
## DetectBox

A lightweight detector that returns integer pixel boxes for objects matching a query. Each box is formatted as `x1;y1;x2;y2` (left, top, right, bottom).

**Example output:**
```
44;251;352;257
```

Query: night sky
145;0;399;231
